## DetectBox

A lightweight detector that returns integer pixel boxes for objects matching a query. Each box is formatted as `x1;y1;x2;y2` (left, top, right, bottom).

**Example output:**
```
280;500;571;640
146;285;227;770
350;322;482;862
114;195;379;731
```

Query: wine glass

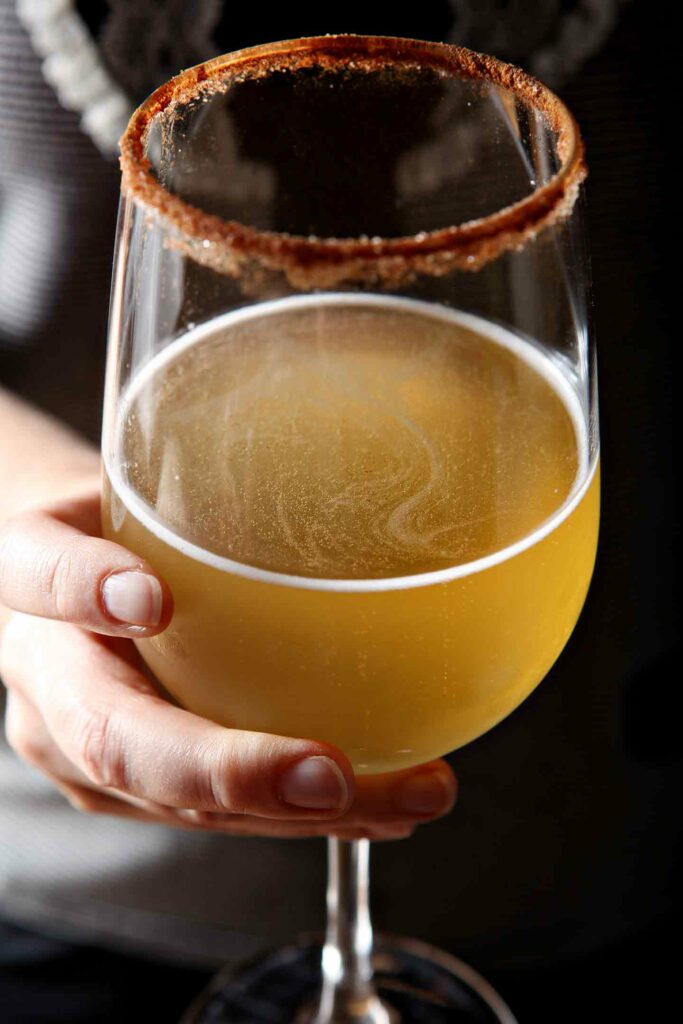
102;35;599;1024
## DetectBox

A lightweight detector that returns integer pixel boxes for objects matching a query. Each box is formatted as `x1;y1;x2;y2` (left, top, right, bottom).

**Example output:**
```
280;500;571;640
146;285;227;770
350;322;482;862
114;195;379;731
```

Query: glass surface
102;36;599;1023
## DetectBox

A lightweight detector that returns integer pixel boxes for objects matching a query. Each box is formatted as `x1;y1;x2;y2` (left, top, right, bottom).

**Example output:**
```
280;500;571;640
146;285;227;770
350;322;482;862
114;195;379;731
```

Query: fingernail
279;757;348;810
395;772;453;816
102;572;163;627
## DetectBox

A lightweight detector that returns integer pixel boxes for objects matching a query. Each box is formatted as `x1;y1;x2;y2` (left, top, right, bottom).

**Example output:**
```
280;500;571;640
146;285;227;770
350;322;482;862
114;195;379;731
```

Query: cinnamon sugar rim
119;34;587;275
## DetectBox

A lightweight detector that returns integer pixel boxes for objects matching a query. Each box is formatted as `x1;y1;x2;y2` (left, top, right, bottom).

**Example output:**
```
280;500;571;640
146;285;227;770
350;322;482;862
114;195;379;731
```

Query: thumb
0;506;172;637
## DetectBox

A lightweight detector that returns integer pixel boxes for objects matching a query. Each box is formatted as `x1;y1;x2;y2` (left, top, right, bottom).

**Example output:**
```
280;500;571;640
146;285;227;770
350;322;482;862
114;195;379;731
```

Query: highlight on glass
103;35;599;1024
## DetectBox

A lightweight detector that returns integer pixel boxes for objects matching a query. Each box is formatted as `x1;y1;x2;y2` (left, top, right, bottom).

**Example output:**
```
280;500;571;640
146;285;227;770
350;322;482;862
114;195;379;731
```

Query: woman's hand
0;487;457;841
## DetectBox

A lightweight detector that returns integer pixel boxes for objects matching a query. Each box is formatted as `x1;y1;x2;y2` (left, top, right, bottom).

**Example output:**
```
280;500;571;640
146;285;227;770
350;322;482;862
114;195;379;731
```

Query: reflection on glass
103;36;599;1023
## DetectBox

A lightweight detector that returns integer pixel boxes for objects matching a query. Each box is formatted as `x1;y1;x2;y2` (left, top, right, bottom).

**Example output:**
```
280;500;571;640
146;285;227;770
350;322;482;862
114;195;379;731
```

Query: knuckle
194;742;246;814
206;752;241;813
43;545;76;620
0;513;93;624
70;704;128;792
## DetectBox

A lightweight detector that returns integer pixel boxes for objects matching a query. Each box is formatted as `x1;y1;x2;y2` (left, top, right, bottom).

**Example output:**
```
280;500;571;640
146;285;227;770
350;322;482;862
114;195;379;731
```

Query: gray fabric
0;2;112;350
0;0;324;965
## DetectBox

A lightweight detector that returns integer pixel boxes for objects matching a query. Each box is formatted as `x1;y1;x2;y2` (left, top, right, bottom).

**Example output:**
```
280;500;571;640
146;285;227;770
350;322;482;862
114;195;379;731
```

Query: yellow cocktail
104;294;599;773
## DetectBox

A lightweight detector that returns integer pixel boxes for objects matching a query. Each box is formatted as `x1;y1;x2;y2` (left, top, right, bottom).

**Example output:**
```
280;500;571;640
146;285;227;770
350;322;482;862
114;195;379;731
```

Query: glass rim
119;34;587;280
106;292;598;594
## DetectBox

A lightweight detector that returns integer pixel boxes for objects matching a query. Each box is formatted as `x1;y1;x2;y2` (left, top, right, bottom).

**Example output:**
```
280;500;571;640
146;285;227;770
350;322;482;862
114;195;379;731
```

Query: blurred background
0;1;678;1021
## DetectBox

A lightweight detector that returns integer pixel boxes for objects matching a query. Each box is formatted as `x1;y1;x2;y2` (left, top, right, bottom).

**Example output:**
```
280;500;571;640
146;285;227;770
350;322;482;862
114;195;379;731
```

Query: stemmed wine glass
102;35;599;1024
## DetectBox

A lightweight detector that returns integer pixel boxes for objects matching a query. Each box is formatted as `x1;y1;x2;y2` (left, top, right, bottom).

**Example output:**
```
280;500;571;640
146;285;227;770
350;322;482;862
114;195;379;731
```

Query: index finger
0;500;173;637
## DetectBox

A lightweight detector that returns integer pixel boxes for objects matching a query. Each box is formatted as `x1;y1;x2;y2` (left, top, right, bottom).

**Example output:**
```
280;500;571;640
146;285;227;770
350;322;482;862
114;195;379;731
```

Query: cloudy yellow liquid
103;296;599;773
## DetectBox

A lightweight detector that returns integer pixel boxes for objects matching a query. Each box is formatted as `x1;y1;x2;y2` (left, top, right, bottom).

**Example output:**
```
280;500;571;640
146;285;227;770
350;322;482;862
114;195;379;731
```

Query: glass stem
311;839;392;1024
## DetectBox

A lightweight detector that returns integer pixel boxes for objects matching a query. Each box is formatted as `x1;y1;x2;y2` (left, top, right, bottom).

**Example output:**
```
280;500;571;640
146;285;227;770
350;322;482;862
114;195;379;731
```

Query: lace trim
446;0;627;86
16;0;133;156
100;0;222;104
16;0;624;157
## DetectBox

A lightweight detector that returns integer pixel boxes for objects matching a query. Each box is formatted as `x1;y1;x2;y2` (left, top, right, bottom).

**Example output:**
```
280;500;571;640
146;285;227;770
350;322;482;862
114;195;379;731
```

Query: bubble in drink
103;295;599;773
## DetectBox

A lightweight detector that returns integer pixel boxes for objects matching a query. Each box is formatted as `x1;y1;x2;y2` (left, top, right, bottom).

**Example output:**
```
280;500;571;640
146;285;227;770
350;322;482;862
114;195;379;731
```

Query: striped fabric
0;1;116;335
0;0;323;965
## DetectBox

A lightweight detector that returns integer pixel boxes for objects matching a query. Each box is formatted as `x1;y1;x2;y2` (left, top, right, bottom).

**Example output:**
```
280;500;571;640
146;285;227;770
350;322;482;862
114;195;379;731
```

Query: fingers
3;690;418;840
186;762;457;833
2;617;355;820
2;614;458;832
47;783;416;841
351;763;457;822
5;683;452;843
0;502;172;637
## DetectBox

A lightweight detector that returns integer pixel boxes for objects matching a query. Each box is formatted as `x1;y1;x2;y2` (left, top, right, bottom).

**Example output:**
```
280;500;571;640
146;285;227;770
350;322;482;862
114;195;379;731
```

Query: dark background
448;3;680;1015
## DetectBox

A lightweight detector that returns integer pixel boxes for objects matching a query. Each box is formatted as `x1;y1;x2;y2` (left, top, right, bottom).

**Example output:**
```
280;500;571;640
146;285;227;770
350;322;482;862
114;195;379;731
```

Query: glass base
182;935;518;1024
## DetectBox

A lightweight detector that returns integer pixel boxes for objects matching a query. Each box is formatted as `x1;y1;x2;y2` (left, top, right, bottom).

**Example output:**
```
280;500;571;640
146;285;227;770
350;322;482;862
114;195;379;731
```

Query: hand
0;486;457;841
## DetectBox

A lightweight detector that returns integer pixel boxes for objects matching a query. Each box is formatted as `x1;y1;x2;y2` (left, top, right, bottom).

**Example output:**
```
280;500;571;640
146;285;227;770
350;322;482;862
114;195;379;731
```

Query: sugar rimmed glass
102;35;599;1023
